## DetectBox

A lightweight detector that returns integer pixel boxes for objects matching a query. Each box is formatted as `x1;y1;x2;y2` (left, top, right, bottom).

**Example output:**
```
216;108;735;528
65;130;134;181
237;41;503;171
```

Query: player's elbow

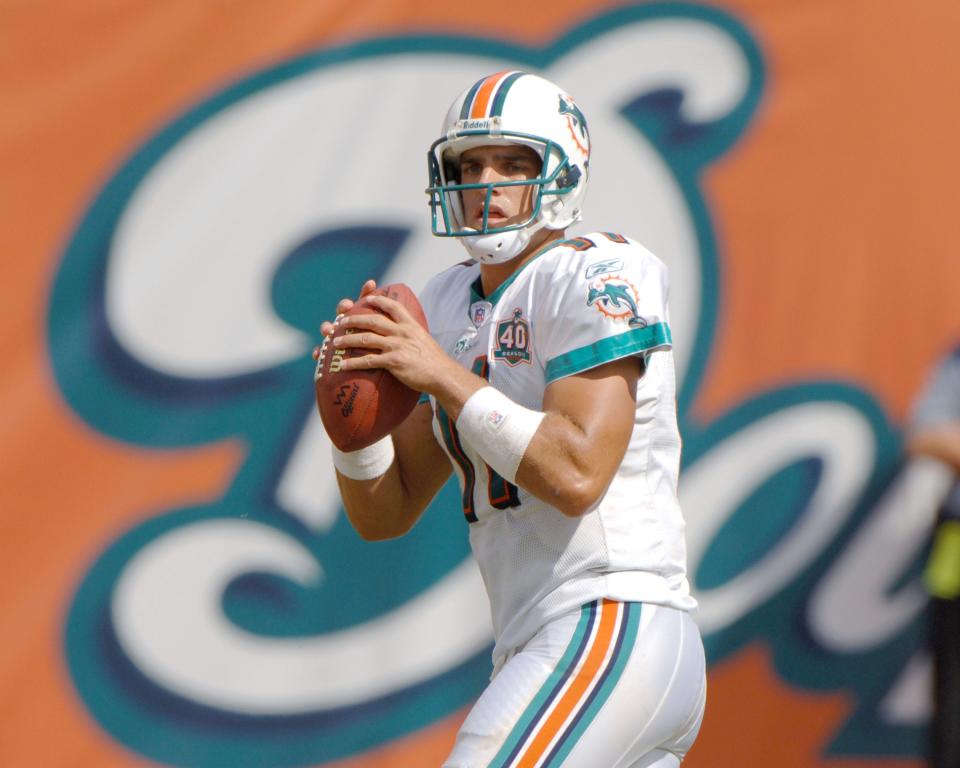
552;476;603;518
355;526;401;542
352;516;415;542
344;502;417;541
347;515;388;542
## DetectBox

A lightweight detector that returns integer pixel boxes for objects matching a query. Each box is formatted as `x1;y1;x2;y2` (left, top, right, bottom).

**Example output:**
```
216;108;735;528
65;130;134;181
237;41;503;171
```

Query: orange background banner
2;2;958;766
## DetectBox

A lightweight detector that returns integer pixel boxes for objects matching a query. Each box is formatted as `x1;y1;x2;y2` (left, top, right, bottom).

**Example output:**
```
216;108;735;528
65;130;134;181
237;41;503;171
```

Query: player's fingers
335;298;355;315
312;345;321;361
334;331;390;350
337;312;396;335
364;294;414;326
339;351;386;371
358;279;378;298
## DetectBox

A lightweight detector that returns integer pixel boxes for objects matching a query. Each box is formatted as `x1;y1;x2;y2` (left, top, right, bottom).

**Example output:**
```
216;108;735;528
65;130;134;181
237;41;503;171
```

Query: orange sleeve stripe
514;599;620;767
469;70;511;119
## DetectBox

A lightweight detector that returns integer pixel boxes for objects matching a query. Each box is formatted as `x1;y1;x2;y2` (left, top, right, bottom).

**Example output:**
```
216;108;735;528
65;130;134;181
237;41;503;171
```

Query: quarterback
318;71;706;767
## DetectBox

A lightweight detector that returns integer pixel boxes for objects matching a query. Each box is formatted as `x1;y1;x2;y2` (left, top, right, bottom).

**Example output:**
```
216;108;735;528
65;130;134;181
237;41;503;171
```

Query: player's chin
469;216;510;230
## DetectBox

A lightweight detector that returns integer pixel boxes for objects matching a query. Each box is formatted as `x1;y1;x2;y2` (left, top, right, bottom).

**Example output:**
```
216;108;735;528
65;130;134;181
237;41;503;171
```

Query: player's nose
477;164;504;184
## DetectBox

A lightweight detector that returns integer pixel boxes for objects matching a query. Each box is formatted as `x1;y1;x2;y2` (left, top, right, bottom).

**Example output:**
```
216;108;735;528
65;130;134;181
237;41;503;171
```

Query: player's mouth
476;204;508;227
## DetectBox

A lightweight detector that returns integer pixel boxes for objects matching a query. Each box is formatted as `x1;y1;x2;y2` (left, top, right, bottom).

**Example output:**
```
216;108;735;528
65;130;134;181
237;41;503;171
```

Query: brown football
314;283;428;452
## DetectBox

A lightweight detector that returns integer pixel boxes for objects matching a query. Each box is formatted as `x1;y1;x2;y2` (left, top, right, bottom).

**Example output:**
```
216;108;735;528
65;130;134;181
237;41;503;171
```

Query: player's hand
330;293;458;395
312;279;378;361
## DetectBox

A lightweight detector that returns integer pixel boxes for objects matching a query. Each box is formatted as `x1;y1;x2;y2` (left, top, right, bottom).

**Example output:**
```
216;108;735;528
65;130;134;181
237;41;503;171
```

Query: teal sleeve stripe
417;392;431;405
544;322;672;384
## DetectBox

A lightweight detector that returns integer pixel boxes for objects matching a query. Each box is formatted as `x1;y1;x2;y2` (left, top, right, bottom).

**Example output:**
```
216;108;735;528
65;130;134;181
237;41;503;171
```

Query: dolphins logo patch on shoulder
587;275;647;327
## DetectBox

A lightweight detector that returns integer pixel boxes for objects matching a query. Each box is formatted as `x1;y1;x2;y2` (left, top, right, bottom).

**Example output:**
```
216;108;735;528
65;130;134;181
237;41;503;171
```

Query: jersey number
438;356;521;523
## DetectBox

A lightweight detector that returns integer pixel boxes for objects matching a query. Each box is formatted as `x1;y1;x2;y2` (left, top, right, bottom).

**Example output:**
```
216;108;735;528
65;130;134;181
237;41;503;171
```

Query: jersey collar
468;237;571;306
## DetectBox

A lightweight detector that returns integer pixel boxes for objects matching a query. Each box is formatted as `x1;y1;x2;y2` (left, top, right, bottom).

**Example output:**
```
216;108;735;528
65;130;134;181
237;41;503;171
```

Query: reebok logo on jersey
585;258;623;278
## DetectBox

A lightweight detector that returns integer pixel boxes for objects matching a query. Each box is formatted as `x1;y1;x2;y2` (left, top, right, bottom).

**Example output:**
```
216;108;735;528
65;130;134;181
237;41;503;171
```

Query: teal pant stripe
489;602;596;768
543;603;642;767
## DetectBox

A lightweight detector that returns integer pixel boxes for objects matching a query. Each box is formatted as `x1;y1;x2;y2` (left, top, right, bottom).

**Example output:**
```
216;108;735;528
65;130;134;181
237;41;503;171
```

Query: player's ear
444;158;460;183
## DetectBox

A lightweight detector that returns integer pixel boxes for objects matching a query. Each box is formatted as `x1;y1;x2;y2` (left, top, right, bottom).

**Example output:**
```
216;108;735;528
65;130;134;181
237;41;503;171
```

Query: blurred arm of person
908;423;960;471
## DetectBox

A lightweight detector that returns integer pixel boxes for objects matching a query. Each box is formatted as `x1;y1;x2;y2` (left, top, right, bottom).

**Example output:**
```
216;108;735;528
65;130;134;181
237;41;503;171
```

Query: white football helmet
426;71;591;264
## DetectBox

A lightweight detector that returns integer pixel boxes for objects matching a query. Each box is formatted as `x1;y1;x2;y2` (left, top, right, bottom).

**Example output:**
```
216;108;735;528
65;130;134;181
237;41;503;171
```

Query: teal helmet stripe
489;71;525;117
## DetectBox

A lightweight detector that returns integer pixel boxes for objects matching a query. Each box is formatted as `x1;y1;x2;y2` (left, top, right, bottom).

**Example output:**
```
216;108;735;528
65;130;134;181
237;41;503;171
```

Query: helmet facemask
426;133;575;239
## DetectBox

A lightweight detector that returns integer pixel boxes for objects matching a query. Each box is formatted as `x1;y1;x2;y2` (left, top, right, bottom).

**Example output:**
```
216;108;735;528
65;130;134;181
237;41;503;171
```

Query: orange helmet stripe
469;70;513;119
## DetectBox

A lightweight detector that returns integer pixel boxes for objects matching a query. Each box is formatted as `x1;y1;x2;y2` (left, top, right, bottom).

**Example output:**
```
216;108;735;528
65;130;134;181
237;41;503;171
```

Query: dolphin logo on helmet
558;93;589;154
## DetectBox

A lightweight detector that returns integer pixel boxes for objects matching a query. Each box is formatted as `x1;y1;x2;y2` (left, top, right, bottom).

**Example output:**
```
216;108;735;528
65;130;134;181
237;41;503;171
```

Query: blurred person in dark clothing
908;342;960;768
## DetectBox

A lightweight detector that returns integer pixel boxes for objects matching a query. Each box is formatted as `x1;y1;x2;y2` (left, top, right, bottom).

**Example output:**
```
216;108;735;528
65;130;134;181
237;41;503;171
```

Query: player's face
458;145;542;231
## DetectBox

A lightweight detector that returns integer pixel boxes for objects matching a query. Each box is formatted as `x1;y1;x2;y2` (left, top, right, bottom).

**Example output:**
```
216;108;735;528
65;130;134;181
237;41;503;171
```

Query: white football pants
443;601;706;768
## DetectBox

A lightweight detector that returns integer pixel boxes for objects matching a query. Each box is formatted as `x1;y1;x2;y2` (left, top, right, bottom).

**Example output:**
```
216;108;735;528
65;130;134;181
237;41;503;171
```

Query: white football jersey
419;233;697;669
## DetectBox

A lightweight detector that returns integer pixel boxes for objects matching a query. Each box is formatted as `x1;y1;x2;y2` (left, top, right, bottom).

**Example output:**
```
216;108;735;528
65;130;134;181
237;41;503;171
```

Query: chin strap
460;215;552;264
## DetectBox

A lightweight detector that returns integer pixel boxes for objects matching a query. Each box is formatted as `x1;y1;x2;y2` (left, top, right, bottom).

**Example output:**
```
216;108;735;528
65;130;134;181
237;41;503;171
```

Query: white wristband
456;386;545;484
332;436;395;480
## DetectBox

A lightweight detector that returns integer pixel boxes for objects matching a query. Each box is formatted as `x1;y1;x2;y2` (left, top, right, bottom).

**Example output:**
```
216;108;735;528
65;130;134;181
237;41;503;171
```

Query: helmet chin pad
461;229;530;265
460;215;555;265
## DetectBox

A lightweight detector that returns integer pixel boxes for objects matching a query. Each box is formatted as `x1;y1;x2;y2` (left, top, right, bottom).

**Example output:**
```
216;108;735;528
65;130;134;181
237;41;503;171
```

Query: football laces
313;313;343;382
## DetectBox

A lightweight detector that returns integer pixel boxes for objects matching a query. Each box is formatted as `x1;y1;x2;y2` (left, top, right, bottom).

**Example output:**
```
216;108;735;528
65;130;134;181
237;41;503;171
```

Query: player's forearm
425;363;489;423
454;359;637;518
907;424;960;473
452;386;615;517
515;413;616;517
451;387;627;517
336;463;421;541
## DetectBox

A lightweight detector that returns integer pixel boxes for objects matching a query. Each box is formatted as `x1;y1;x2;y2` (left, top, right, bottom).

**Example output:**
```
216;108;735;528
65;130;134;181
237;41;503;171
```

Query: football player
318;71;706;767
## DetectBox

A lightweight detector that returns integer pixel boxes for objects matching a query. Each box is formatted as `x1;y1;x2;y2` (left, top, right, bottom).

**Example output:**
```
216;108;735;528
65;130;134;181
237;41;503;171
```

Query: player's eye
505;159;537;176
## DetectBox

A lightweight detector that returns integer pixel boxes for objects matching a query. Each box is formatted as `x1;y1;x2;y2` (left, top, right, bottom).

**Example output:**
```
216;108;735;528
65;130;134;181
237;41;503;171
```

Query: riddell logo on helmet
457;118;493;131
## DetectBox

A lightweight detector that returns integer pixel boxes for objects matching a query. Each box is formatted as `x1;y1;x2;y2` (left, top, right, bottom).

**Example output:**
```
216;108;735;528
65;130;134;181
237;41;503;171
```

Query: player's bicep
542;355;640;469
391;400;452;512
